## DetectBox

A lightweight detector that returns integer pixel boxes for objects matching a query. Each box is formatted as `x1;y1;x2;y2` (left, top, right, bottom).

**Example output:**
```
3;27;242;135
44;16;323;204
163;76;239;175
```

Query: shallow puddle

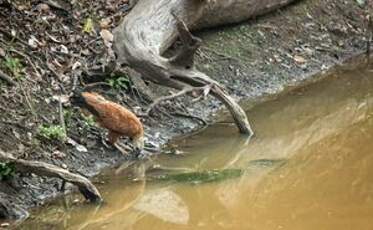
17;65;373;230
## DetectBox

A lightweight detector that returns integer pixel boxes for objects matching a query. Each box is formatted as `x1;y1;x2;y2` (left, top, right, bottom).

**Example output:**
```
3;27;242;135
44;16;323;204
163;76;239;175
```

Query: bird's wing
94;102;140;137
82;92;142;137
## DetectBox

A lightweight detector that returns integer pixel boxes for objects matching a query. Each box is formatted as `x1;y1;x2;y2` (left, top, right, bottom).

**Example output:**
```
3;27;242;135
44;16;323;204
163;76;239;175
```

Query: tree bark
113;0;296;135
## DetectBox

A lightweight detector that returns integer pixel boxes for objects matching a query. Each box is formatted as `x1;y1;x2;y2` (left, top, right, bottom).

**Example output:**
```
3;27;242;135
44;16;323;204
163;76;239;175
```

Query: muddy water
19;66;373;230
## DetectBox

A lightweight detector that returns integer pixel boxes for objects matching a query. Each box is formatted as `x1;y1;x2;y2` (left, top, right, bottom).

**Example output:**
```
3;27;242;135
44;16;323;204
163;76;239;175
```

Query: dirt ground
0;0;372;220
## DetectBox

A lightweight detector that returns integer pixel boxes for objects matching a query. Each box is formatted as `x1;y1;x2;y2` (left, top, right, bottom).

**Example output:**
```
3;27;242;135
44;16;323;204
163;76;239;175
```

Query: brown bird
70;91;144;155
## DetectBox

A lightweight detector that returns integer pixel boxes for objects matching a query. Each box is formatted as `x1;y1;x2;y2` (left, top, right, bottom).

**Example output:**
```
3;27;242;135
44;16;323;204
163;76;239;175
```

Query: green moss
3;56;24;80
37;125;66;141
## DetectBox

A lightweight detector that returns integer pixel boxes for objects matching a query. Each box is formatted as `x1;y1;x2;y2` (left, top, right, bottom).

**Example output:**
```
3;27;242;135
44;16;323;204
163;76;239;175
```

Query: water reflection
19;66;373;230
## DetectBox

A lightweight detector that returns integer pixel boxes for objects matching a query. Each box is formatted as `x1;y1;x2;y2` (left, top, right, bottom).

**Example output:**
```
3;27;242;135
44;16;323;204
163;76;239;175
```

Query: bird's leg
117;142;133;151
108;131;130;155
100;132;112;149
59;180;66;192
114;142;129;156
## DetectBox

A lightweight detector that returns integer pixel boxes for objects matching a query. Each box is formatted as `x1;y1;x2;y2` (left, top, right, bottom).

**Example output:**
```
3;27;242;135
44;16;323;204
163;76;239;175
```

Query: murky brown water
18;65;373;230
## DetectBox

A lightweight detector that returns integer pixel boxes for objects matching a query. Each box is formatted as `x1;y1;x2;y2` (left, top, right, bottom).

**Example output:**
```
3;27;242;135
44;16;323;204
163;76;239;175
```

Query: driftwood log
113;0;297;135
0;150;102;203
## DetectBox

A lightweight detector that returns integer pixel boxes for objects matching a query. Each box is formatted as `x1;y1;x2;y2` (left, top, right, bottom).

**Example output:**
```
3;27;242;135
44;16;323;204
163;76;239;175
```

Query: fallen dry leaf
100;29;114;47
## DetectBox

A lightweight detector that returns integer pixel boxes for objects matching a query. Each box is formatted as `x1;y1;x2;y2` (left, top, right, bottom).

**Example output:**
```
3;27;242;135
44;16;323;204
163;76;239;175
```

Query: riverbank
0;0;371;220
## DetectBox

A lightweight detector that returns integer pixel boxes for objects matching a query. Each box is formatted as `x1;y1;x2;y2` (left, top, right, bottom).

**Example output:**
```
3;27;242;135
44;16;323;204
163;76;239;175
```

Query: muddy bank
0;0;371;220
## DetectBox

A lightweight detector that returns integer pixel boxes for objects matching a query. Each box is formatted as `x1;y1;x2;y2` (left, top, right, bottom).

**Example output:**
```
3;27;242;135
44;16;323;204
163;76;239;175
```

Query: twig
58;96;66;139
0;69;17;86
82;82;112;91
45;59;68;94
19;83;37;119
145;85;211;114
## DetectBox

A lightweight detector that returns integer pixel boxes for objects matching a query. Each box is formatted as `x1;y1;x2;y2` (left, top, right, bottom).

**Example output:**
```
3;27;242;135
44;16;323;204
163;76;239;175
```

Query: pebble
36;3;50;12
0;223;10;228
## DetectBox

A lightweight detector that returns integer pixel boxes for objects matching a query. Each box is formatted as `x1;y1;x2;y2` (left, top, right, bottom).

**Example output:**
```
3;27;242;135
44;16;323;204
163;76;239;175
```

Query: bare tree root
0;151;102;203
113;0;288;136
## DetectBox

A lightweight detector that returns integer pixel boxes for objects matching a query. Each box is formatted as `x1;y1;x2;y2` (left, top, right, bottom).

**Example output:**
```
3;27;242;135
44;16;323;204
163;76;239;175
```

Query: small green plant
3;56;24;79
83;17;94;33
38;125;66;141
107;76;130;90
0;162;15;181
63;109;74;127
82;114;95;127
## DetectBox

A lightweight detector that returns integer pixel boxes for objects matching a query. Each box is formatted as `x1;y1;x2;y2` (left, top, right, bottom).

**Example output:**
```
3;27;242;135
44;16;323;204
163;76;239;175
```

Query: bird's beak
133;136;144;150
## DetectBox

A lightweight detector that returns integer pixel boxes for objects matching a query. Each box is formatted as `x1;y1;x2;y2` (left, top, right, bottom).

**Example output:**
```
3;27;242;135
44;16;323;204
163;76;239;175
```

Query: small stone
99;18;112;29
60;45;69;54
0;47;5;57
52;94;70;104
36;3;50;12
28;36;39;49
293;55;306;64
61;164;68;169
1;223;10;228
76;144;88;153
52;150;66;159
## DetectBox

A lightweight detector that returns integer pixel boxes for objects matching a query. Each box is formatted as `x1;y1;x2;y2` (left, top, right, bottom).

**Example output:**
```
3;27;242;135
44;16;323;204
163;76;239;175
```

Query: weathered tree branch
169;11;202;68
0;151;102;203
113;0;297;135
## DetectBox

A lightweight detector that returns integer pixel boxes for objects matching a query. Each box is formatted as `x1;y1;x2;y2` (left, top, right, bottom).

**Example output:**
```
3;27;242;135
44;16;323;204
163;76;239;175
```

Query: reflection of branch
223;136;252;169
75;163;147;230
